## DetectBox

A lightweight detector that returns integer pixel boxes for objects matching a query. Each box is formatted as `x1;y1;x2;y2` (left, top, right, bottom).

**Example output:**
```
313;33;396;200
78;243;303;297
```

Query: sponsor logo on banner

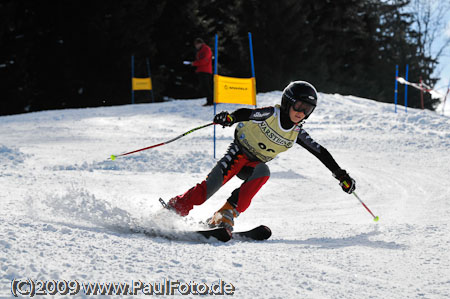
224;84;248;91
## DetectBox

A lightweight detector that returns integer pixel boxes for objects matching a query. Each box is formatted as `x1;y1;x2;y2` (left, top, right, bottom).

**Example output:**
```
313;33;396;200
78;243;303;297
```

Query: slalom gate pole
343;182;379;222
404;64;409;113
443;80;450;115
110;122;215;160
394;65;398;113
131;55;135;105
213;34;219;159
146;57;154;103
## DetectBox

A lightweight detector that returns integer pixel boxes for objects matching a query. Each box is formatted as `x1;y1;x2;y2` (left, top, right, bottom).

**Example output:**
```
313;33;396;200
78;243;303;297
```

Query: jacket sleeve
296;128;341;174
231;107;274;122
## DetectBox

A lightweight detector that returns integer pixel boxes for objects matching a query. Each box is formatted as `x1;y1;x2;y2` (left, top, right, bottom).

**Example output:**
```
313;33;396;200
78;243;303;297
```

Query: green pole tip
111;155;116;161
374;216;379;222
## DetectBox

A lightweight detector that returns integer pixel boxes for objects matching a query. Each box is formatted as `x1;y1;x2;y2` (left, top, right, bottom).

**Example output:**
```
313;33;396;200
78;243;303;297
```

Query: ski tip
110;154;116;161
159;198;168;209
232;225;272;241
259;225;272;239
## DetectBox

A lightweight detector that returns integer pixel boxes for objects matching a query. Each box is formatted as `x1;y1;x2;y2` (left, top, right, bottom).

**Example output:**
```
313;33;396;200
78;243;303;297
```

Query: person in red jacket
186;38;213;106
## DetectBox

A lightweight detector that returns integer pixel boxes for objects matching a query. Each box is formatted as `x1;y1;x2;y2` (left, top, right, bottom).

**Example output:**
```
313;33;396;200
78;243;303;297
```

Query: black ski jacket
231;107;342;174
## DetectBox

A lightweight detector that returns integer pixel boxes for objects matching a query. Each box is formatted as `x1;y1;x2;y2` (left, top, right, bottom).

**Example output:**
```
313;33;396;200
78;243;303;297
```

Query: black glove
333;169;356;194
214;111;235;127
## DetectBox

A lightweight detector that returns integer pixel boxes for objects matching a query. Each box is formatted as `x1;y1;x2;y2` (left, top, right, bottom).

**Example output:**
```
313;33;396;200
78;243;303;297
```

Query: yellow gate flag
132;77;152;90
214;75;256;105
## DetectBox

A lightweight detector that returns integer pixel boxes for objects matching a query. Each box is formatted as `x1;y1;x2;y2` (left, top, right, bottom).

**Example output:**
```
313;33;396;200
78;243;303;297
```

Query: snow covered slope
1;92;449;298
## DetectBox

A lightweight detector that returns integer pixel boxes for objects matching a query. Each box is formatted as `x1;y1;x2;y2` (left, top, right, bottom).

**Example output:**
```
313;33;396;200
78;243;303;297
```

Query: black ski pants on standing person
197;72;213;105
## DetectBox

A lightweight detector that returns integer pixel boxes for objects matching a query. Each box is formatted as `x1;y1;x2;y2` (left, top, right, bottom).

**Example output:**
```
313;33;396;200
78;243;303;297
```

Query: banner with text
214;75;256;106
132;77;152;91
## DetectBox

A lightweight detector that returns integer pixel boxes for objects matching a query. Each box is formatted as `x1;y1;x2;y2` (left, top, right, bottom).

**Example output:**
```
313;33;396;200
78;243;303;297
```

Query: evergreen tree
0;0;443;115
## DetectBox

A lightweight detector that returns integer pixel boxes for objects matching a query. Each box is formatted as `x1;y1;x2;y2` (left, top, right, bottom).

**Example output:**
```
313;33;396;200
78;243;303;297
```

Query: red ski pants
168;143;270;216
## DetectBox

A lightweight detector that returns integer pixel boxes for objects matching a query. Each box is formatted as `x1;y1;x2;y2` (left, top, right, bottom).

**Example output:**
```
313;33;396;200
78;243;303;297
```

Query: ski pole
351;192;379;222
110;122;215;160
343;182;379;222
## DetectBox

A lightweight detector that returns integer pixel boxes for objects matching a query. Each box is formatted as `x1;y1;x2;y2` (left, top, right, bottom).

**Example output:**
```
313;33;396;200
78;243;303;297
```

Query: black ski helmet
281;81;318;117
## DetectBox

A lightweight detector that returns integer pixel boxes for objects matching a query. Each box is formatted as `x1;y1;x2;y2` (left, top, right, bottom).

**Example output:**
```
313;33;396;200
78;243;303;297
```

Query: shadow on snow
267;229;406;250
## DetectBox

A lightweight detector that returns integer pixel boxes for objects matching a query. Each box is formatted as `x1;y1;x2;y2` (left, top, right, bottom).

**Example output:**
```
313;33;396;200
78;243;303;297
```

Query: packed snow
1;91;450;298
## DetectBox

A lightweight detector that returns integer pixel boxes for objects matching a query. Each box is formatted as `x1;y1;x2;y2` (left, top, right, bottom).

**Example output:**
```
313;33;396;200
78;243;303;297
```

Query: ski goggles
292;100;315;116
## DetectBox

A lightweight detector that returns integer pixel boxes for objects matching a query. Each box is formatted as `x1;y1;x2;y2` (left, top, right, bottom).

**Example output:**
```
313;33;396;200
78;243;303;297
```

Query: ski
134;225;271;243
196;227;232;242
195;225;271;242
197;225;272;242
156;198;271;242
131;227;230;242
233;225;272;241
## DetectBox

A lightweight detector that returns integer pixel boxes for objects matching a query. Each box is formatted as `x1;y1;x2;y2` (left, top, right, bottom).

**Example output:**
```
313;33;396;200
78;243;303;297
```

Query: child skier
164;81;356;232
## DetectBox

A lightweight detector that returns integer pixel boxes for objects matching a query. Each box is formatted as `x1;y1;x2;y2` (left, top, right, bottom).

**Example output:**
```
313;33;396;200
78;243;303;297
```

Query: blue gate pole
404;64;409;113
214;34;219;75
146;57;154;103
131;55;135;105
213;34;219;159
248;32;256;78
394;65;399;113
248;32;256;108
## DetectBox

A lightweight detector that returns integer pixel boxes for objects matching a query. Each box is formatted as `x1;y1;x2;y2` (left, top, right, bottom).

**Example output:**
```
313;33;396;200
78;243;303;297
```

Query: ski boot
207;202;239;232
